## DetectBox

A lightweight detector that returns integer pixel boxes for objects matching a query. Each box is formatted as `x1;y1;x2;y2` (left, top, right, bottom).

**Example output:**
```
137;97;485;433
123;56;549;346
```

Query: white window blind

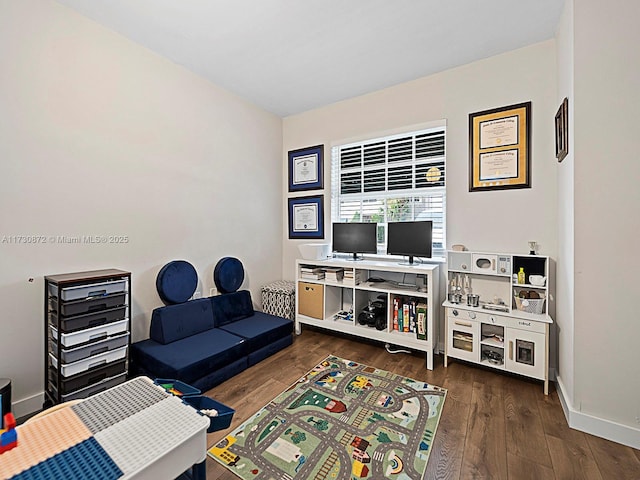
331;126;446;254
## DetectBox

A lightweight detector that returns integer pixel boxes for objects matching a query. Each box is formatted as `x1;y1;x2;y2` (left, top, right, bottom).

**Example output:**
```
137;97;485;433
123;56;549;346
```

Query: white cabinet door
447;316;479;363
505;328;545;380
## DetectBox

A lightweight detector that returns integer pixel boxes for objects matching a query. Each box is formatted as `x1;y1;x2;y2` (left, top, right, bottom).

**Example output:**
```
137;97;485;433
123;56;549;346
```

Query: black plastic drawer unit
44;269;131;407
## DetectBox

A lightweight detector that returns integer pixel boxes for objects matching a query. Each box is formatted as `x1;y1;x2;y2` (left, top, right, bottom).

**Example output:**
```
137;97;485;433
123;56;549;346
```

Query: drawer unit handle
89;346;109;357
88;372;107;384
88;359;107;370
88;303;108;312
88;318;107;328
454;320;472;328
509;341;514;361
88;289;107;297
89;333;108;342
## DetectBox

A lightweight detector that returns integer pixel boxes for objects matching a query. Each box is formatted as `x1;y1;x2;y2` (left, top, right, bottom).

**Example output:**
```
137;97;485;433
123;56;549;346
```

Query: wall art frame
555;97;569;162
469;101;532;192
288;195;324;239
288;144;324;192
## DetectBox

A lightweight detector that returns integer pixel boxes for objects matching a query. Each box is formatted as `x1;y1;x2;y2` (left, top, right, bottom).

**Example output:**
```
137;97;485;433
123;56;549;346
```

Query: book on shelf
392;297;420;334
393;298;399;331
342;270;363;286
323;267;344;282
300;272;325;280
300;266;323;274
416;302;427;340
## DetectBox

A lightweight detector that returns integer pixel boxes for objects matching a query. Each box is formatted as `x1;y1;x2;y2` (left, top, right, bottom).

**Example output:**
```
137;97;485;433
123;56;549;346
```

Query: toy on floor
0;412;17;454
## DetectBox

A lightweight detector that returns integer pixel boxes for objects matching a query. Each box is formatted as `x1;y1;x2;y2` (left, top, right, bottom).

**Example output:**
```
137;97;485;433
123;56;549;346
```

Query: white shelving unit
295;258;440;369
443;251;552;394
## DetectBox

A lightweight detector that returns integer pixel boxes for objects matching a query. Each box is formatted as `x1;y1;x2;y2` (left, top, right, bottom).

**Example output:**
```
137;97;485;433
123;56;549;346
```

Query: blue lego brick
10;437;122;480
1;428;17;446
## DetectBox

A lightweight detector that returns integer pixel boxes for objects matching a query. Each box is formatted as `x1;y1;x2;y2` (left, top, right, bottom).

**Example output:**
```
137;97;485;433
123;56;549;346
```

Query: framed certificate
288;195;324;239
288;144;324;192
469;102;531;191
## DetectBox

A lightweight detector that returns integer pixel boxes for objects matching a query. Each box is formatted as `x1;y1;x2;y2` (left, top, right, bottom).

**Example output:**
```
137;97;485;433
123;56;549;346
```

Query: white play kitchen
442;250;553;394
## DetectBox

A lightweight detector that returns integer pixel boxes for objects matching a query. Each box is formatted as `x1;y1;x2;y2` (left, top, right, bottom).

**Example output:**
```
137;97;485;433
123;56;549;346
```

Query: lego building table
0;376;210;480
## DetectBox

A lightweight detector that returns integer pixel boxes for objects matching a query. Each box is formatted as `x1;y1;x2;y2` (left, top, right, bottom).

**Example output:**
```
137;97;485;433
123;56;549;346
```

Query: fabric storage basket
514;295;546;314
183;396;235;432
154;379;201;397
261;281;295;321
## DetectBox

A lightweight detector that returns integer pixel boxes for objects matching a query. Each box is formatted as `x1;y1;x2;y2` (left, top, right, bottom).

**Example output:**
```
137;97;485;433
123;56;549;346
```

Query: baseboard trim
556;376;640;449
12;392;44;420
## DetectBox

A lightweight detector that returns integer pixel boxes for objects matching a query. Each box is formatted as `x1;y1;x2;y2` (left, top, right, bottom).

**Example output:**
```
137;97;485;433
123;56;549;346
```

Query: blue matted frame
288;144;324;192
288;195;324;239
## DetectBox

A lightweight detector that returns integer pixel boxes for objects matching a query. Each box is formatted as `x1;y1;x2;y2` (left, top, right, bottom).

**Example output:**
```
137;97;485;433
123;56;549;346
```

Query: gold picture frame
469;102;531;192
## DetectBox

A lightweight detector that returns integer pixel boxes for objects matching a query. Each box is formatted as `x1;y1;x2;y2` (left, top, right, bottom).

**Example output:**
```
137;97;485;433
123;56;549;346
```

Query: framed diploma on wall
288;144;324;192
469;102;531;192
288;195;324;239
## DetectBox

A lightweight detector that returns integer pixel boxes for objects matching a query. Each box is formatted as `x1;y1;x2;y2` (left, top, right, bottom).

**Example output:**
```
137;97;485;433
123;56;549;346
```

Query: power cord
385;343;411;355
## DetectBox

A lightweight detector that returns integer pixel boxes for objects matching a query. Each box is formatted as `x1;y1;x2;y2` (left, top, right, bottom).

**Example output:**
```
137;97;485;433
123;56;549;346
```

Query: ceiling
56;0;565;117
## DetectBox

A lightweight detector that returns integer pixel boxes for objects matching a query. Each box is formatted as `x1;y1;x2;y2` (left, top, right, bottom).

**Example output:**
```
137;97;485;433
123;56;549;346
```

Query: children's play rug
208;355;446;479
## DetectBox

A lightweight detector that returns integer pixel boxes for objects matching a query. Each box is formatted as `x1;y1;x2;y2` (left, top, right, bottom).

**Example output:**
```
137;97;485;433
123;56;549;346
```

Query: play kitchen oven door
446;309;479;363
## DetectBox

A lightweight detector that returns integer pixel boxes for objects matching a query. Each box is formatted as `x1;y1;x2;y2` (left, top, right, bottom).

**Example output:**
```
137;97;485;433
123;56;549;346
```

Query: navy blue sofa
130;290;293;392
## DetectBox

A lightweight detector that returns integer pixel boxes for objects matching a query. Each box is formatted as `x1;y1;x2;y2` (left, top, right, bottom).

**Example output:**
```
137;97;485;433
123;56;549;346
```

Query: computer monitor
332;222;378;261
387;221;433;265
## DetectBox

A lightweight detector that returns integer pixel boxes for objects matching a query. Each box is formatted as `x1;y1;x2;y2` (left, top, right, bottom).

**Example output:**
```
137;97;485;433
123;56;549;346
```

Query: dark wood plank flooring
202;328;640;479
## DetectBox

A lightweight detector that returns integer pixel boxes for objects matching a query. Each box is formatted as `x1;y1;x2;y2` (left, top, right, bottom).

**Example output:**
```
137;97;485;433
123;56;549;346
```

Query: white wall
555;0;575;407
569;0;640;445
283;41;559;274
283;40;559;357
0;0;283;417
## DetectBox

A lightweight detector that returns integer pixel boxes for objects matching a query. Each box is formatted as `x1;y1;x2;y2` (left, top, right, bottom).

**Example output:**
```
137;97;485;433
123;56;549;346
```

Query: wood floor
202;328;640;480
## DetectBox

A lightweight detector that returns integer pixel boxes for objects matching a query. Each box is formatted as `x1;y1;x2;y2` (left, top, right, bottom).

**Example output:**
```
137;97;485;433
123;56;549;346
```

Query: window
331;124;446;256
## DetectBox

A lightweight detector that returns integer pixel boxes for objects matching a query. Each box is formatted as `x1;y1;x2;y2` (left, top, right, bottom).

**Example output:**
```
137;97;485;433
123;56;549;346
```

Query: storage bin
154;379;201;397
49;306;127;333
183;396;235;432
50;318;129;348
261;280;295;321
49;279;127;301
49;346;128;377
514;296;546;314
50;293;127;317
59;373;127;402
298;281;323;319
49;332;129;363
49;359;126;394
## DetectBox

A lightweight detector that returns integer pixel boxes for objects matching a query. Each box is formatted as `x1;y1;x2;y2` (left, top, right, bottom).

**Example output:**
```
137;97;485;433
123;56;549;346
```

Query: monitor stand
398;255;415;266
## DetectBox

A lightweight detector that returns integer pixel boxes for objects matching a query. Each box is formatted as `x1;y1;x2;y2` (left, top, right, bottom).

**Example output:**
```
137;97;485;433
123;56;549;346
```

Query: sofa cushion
219;311;293;352
130;328;247;384
150;298;214;345
156;260;198;305
213;257;245;294
211;290;254;327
